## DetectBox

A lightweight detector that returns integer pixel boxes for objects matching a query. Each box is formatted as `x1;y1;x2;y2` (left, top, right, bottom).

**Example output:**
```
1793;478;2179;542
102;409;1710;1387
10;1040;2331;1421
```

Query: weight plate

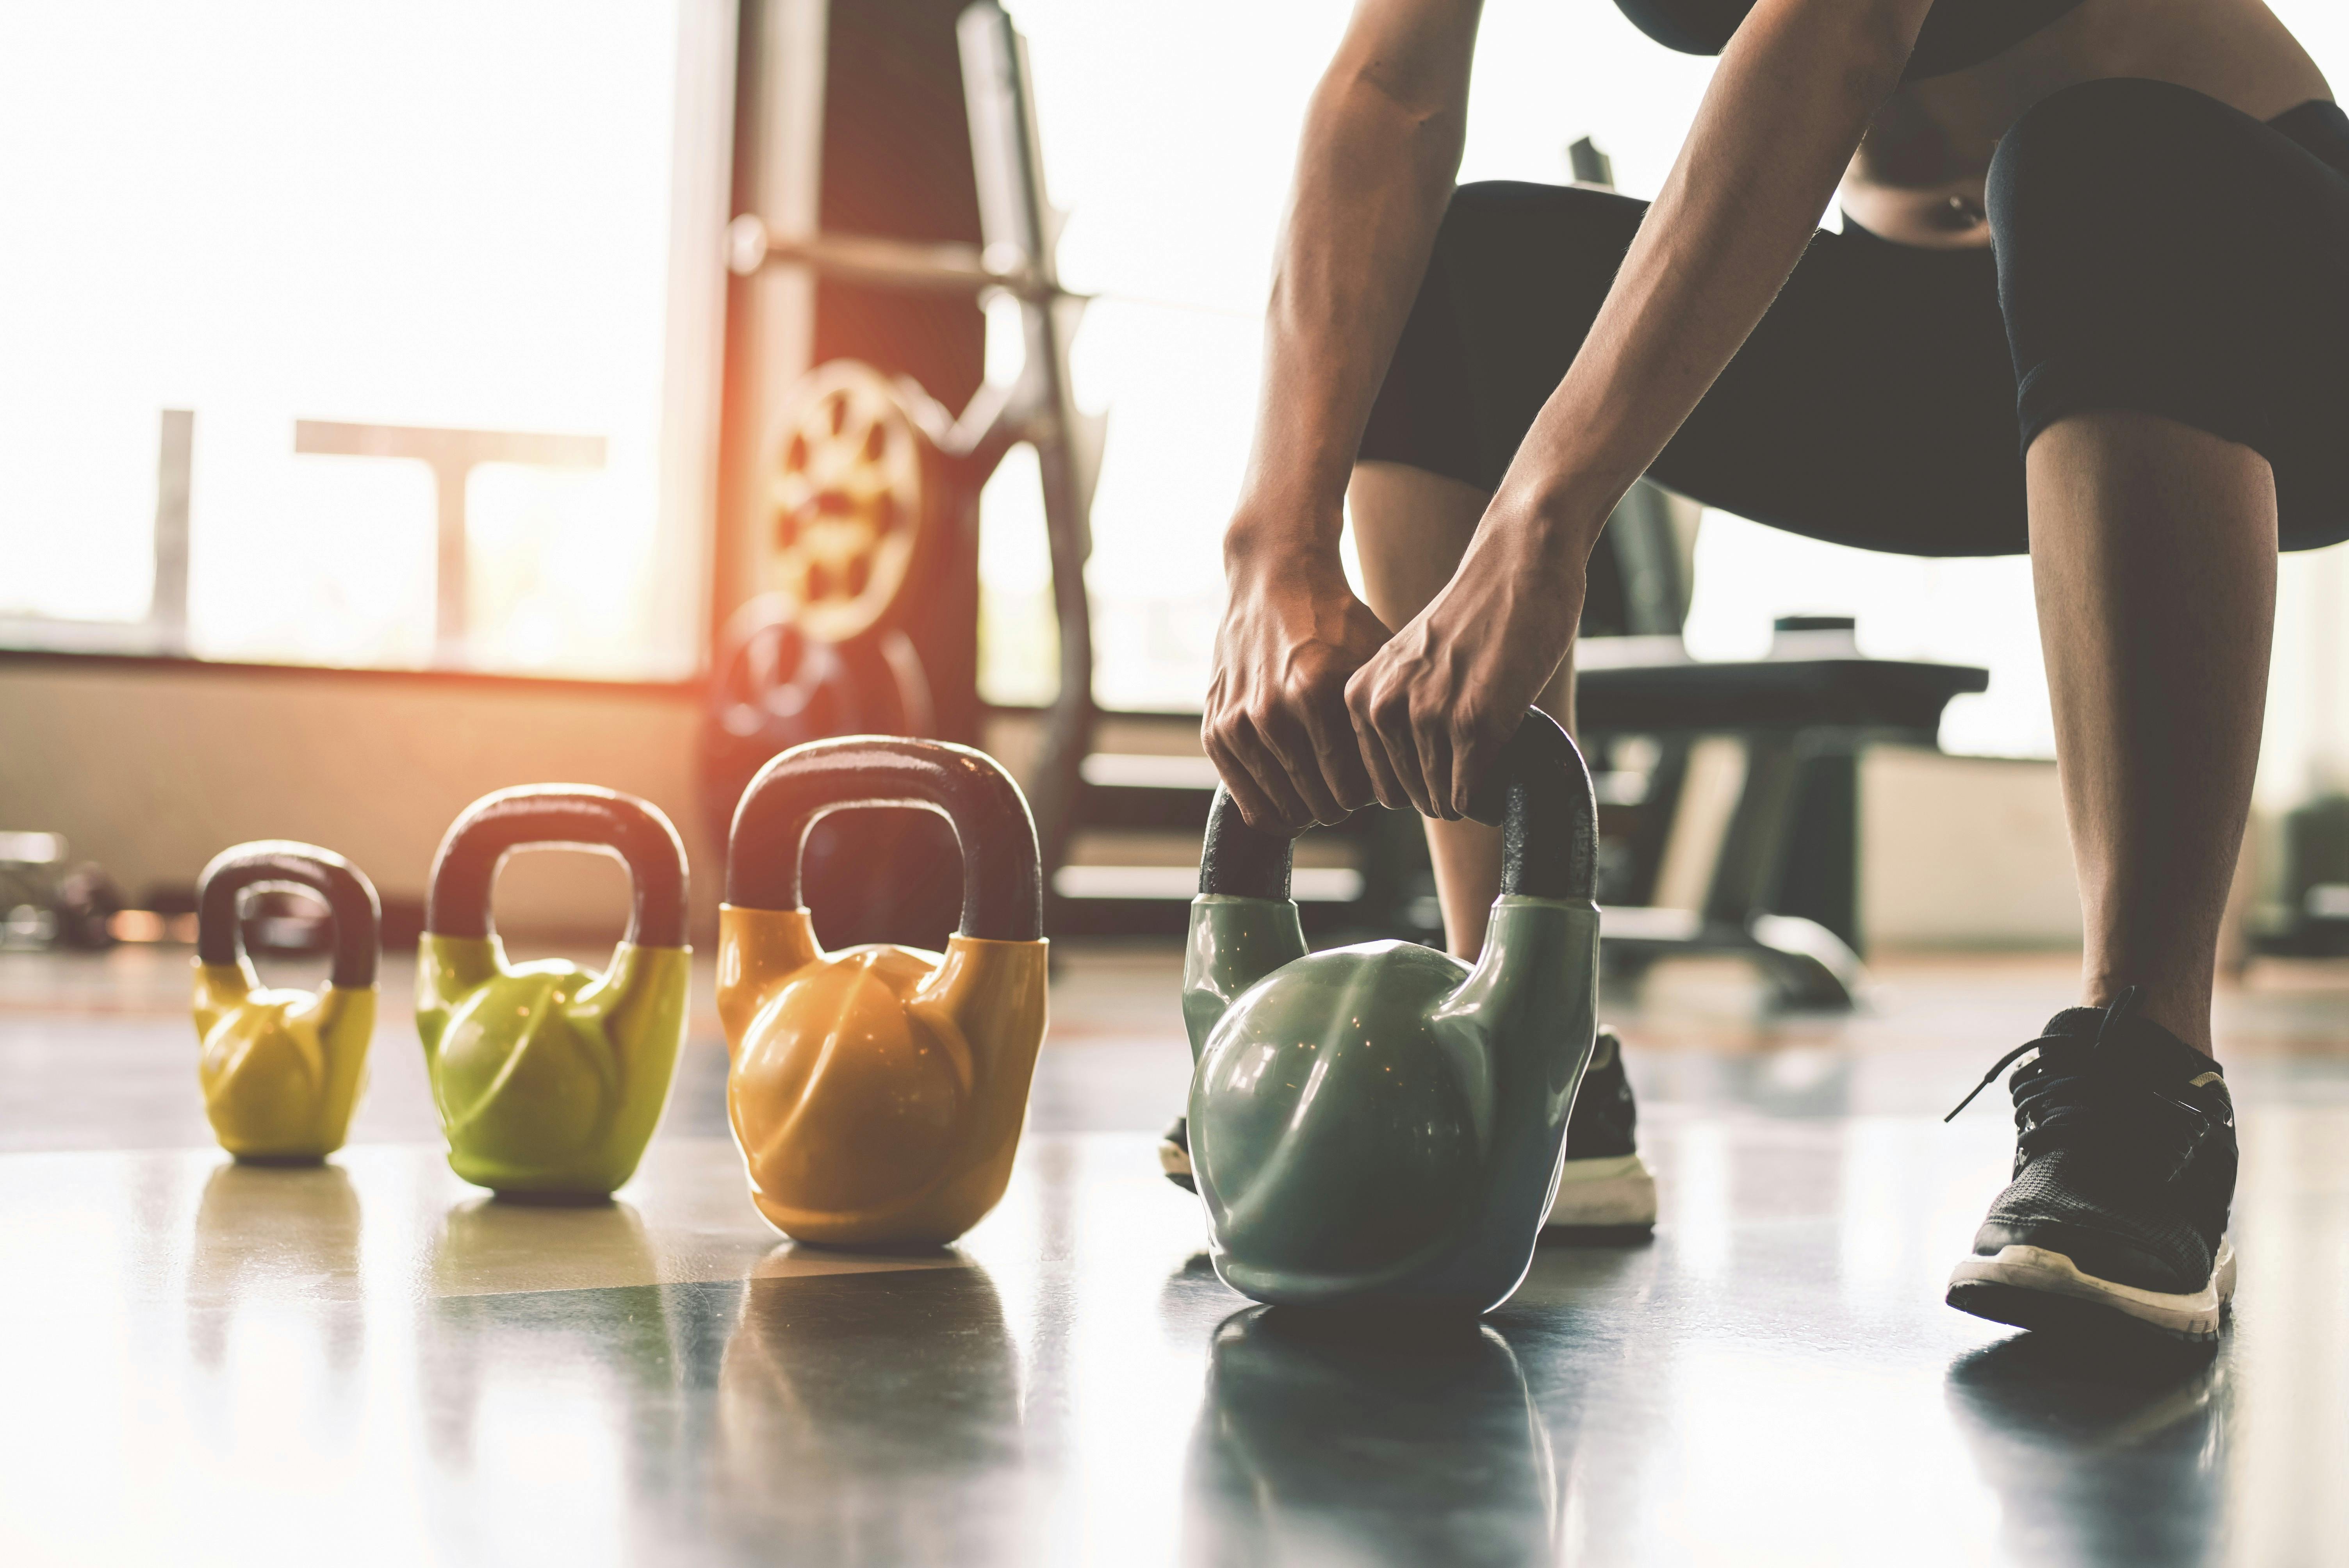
698;597;959;950
699;596;924;842
761;360;925;645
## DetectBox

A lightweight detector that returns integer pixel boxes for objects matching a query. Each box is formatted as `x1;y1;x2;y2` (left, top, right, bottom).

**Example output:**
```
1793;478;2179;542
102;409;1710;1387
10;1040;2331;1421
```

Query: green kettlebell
1183;709;1601;1313
417;786;692;1199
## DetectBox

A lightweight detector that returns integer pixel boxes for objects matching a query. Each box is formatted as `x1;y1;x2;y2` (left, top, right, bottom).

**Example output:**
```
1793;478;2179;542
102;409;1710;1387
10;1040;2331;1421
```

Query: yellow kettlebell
192;842;381;1163
416;786;693;1199
718;737;1047;1247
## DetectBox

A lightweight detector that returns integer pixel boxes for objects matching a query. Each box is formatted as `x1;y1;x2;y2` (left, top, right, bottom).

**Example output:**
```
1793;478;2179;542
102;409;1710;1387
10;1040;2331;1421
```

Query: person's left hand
1343;520;1585;821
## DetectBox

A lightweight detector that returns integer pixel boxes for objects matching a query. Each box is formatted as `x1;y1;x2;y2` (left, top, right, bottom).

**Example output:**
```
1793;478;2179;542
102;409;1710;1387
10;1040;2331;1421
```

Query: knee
1989;78;2244;249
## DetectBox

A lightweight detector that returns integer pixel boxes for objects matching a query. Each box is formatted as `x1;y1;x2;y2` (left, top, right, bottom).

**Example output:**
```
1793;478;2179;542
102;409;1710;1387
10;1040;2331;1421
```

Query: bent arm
1493;0;1934;563
1201;0;1483;831
1347;0;1936;816
1229;0;1481;563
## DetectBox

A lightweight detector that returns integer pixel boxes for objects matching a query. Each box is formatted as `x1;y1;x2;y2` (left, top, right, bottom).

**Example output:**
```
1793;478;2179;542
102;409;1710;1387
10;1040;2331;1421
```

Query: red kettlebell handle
1201;707;1599;904
197;842;382;989
726;737;1043;942
426;787;691;949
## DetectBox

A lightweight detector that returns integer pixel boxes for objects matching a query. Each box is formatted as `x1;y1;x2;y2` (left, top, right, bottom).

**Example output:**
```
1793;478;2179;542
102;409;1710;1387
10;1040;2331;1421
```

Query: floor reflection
419;1197;708;1564
3;1111;2340;1566
712;1259;1034;1562
184;1160;368;1461
1945;1334;2227;1568
186;1158;364;1337
1183;1307;1558;1568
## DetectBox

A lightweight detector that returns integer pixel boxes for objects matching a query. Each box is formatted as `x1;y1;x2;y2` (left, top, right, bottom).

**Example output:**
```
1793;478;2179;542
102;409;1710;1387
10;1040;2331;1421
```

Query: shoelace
1943;987;2216;1181
1941;985;2144;1124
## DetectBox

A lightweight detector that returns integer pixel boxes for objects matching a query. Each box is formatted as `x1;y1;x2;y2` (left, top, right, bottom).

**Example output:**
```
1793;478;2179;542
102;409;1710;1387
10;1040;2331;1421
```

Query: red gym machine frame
725;0;1105;896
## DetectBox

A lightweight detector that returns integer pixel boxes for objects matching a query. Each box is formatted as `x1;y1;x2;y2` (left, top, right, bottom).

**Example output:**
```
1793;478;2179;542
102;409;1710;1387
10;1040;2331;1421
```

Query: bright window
0;1;724;680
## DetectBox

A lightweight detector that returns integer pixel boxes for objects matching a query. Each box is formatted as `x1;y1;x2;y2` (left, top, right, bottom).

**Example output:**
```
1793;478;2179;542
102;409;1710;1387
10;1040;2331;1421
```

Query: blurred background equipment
757;361;931;646
0;832;67;949
2275;793;2349;955
0;832;123;951
720;0;1100;950
700;593;940;944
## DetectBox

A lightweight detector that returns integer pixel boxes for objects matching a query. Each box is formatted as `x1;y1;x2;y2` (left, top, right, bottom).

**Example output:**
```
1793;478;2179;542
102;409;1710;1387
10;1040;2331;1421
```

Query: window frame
0;1;741;689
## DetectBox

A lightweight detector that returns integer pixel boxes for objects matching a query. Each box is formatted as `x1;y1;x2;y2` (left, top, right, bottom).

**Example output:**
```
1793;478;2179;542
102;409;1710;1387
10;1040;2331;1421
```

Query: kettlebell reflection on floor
1182;1306;1560;1567
430;1191;653;1297
714;1263;1029;1559
182;1159;371;1474
415;1206;700;1561
186;1158;367;1372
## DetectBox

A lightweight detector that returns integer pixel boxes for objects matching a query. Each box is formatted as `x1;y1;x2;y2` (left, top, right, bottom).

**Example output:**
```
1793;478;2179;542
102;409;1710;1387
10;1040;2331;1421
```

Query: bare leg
2028;411;2276;1055
1350;461;1576;960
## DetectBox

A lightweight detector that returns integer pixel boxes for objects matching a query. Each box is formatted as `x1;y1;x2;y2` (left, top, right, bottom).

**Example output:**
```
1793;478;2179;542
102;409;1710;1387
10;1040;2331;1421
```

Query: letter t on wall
293;421;607;668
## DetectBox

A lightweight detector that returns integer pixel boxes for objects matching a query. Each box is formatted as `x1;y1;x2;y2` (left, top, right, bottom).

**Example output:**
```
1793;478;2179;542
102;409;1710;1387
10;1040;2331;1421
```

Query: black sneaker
1160;1115;1196;1194
1545;1028;1658;1231
1945;990;2237;1343
1160;1028;1659;1233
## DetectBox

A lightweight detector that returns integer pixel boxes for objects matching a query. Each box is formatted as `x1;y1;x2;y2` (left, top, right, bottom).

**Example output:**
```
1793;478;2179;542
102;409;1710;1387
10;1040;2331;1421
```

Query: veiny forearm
1230;14;1479;570
1490;0;1934;567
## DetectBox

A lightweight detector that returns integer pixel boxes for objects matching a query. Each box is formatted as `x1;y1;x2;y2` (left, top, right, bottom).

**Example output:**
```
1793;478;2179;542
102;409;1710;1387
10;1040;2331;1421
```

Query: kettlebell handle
1200;708;1599;903
426;787;691;948
726;736;1043;942
197;841;381;989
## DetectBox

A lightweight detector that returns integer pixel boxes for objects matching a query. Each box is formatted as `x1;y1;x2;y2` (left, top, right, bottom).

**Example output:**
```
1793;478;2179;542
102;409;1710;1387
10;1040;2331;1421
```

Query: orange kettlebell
718;738;1047;1247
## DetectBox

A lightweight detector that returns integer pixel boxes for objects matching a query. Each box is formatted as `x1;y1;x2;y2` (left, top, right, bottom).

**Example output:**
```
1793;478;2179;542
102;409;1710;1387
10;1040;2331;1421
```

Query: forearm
1490;0;1933;568
1230;33;1475;570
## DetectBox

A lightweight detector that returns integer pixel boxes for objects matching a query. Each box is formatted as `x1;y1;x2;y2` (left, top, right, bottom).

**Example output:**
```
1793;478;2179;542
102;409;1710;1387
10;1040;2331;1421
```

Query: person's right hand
1202;546;1390;833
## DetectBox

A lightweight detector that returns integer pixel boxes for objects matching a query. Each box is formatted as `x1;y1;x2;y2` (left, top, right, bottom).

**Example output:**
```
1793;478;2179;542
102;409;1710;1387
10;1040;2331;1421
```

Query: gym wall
1859;748;2082;950
1;652;2091;953
0;659;715;944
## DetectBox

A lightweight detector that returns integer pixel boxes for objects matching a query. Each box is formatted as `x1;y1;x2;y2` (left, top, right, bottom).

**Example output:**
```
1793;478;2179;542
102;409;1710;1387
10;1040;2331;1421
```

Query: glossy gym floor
4;943;2344;1567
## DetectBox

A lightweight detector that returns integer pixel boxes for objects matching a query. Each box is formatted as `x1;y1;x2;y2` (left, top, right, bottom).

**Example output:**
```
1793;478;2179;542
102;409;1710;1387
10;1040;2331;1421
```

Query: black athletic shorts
1359;79;2349;556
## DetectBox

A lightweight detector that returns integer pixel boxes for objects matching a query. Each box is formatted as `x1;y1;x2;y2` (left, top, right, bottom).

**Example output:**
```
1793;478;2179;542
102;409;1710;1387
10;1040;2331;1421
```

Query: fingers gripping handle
1198;708;1599;903
726;737;1043;942
1197;790;1294;901
427;787;692;949
197;842;382;989
1473;708;1600;902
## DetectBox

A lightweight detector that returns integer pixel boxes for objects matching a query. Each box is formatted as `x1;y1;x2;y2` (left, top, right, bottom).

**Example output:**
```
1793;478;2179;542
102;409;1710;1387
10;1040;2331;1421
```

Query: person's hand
1203;543;1390;833
1344;515;1584;821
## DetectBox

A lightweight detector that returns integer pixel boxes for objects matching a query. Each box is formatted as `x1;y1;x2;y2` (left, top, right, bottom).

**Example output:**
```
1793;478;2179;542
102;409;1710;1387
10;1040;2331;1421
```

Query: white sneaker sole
1545;1153;1659;1229
1947;1237;2236;1342
1164;1137;1657;1229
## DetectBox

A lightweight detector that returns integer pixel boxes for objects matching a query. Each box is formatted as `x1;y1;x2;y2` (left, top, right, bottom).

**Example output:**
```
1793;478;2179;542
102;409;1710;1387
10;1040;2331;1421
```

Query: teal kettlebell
416;786;692;1199
1183;709;1601;1313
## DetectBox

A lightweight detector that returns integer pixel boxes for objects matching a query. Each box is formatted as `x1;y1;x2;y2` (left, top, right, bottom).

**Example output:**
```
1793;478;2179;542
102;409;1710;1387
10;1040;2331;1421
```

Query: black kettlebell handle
197;841;382;989
726;737;1043;942
1200;708;1599;903
426;787;691;949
